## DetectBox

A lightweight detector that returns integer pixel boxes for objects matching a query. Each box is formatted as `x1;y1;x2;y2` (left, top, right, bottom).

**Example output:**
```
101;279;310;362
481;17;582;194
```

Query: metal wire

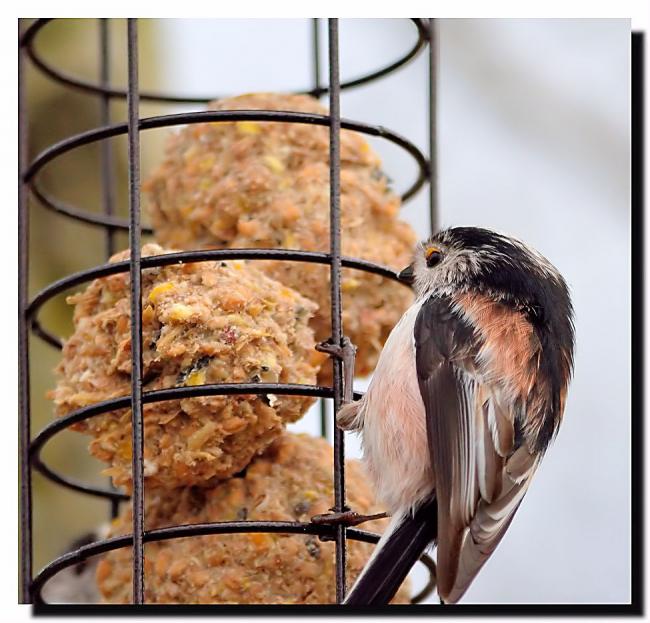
18;19;32;606
19;17;440;607
99;16;122;523
26;249;409;350
32;521;437;602
313;17;329;442
21;18;428;103
327;19;347;603
30;383;367;502
126;19;145;604
312;18;322;98
25;109;429;235
99;18;116;259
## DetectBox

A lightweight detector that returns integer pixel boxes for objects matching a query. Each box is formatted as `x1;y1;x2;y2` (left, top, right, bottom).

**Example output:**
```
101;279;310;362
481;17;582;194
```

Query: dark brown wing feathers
414;296;480;600
414;294;542;603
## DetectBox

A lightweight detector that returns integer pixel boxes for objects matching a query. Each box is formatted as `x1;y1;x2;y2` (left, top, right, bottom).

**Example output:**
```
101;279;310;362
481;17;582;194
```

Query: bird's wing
414;295;539;603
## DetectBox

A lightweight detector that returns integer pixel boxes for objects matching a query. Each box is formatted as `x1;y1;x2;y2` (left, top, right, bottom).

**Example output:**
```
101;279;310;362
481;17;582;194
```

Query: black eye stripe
426;251;442;267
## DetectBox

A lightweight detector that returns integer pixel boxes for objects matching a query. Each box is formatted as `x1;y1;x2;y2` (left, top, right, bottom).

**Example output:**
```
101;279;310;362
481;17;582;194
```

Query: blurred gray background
27;19;630;604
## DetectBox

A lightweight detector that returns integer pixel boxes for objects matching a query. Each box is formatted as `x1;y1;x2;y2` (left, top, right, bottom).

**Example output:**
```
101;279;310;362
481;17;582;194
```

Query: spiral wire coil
18;17;439;607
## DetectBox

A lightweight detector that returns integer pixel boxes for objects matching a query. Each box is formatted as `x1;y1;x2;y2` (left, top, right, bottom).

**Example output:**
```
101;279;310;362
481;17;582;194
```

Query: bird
339;226;575;605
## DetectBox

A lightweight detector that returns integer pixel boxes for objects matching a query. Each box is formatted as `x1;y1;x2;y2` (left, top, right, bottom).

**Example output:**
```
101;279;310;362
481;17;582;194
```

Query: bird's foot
316;336;357;404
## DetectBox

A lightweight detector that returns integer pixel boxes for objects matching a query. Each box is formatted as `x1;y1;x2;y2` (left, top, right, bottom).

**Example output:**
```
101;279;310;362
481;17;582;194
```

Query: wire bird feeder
18;18;439;608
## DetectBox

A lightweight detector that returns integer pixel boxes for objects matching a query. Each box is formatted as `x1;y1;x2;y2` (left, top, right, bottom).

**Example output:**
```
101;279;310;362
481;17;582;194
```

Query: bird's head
399;226;574;333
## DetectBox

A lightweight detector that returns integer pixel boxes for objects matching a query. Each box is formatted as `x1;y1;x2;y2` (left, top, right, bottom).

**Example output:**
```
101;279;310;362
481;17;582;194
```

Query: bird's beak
398;263;415;285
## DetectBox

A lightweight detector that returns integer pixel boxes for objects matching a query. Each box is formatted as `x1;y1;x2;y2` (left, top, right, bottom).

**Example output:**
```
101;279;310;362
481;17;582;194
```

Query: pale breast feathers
353;301;434;514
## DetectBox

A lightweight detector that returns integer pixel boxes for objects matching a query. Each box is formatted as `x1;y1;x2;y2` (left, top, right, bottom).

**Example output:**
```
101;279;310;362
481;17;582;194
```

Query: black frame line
18;17;441;608
21;19;640;616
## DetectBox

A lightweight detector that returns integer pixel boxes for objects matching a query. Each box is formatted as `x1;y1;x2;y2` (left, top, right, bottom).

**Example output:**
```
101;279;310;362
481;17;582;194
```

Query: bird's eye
425;246;443;268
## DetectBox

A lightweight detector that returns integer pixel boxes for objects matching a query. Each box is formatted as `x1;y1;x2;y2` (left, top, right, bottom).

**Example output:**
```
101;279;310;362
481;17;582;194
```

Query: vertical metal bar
126;18;145;605
312;17;328;439
99;18;116;260
99;18;120;521
312;18;321;97
327;18;347;604
428;18;439;235
18;23;33;605
319;401;328;440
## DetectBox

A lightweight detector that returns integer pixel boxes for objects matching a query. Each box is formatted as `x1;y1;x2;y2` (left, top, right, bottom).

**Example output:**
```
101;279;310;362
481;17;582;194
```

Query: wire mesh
18;17;439;607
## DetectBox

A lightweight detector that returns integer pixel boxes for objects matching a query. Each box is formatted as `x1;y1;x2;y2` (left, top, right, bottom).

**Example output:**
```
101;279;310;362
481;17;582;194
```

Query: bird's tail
344;496;438;605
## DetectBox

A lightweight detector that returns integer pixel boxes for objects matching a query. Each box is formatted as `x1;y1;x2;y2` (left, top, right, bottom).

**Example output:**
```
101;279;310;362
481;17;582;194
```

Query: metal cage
18;17;439;607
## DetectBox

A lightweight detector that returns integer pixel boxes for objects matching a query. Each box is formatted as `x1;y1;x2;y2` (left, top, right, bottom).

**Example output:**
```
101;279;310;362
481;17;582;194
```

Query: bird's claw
316;336;357;404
